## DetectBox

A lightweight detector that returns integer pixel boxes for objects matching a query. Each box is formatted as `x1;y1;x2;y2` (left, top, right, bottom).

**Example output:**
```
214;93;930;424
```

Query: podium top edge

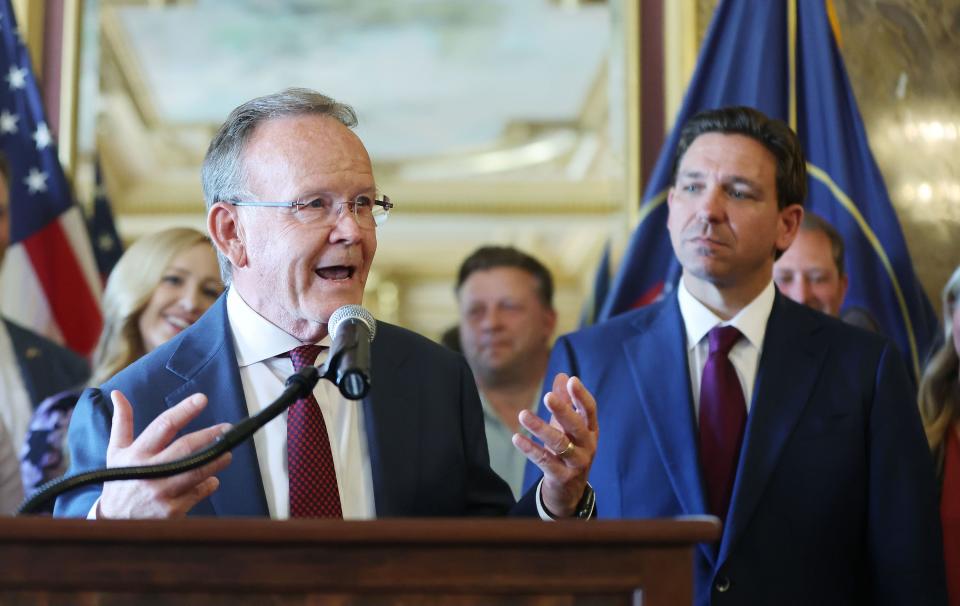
0;517;721;545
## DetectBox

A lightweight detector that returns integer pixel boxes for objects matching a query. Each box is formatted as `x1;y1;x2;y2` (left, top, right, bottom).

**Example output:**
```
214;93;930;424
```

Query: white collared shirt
676;278;776;419
226;287;375;520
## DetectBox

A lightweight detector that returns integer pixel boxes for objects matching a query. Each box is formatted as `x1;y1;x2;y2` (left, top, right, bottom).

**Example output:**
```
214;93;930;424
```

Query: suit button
714;575;731;593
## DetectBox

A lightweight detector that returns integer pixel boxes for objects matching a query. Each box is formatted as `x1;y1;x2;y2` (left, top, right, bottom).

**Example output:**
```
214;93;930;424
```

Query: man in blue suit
526;107;945;604
55;88;597;521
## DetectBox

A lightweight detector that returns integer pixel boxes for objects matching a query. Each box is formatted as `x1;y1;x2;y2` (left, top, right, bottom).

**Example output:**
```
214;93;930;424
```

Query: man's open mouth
315;265;356;281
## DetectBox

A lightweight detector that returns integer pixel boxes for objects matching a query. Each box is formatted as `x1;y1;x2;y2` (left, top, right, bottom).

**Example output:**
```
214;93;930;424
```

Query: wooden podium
0;517;719;605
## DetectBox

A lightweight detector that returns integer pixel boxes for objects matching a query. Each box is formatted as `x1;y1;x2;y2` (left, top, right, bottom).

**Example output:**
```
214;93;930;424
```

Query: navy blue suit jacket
525;291;945;605
4;318;89;406
55;296;533;518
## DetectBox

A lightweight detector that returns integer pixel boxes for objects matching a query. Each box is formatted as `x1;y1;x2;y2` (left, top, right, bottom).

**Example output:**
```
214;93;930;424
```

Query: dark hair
800;212;845;276
456;246;554;309
673;106;807;210
439;324;462;354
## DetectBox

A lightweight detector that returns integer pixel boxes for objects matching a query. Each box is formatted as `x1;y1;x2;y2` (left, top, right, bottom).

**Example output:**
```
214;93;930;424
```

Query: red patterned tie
287;345;342;518
698;325;746;522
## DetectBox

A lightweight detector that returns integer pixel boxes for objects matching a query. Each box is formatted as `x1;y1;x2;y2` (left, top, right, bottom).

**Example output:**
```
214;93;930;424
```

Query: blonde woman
919;264;960;605
21;227;223;500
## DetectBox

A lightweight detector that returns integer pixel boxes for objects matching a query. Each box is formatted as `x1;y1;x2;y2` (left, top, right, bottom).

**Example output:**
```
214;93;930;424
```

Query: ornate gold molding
11;0;44;76
58;0;84;182
663;0;699;131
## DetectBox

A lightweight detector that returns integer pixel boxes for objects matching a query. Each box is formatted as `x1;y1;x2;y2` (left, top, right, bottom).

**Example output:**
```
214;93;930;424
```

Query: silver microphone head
328;305;377;342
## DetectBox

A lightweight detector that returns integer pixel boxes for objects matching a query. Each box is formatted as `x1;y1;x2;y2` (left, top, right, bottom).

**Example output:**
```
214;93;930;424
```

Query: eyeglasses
229;194;393;229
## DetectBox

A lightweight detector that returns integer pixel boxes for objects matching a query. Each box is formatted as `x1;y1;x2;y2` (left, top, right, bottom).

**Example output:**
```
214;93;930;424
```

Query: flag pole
58;0;84;186
788;0;798;132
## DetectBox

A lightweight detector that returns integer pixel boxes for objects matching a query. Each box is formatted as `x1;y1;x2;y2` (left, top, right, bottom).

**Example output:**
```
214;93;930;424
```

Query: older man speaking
55;89;596;521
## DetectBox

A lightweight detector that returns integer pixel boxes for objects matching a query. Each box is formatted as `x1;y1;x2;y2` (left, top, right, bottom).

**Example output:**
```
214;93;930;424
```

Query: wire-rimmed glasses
229;194;393;229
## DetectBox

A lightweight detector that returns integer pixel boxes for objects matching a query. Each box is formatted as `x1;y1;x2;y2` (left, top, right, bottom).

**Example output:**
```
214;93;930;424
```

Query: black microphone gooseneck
17;366;321;515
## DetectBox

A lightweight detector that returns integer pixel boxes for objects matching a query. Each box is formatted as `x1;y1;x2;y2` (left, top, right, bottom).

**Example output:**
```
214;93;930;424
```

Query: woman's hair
90;227;215;385
919;264;960;475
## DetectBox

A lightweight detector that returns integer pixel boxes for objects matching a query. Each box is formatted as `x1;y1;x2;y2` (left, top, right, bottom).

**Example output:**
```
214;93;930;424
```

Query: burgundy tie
698;325;746;522
287;345;342;518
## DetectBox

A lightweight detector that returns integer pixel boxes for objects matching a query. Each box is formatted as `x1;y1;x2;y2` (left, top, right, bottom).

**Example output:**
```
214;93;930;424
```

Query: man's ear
544;307;558;337
838;272;850;306
775;204;804;254
207;202;247;270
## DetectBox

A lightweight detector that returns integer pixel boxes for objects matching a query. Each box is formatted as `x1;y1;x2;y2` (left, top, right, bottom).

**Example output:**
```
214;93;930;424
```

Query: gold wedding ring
555;440;575;458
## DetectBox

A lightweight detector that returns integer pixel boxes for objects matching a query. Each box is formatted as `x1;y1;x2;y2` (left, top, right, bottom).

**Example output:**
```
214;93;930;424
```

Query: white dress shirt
676;279;776;419
226;288;375;520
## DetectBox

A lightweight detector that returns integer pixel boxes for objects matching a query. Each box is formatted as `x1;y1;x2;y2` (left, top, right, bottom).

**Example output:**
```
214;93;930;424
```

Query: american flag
0;0;102;356
87;160;124;283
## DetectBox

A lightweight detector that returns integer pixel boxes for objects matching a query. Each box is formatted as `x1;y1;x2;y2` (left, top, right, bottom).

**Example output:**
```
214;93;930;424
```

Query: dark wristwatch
572;484;596;519
541;483;596;519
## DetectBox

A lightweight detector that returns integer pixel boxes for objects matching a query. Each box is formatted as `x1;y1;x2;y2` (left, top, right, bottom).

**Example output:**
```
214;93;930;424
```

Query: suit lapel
5;319;41;405
719;295;826;560
163;296;269;517
363;325;419;516
623;296;715;566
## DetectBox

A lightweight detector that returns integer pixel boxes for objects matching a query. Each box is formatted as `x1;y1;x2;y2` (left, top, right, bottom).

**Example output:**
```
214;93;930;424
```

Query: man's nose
696;187;726;223
480;307;503;329
330;204;363;240
784;278;810;304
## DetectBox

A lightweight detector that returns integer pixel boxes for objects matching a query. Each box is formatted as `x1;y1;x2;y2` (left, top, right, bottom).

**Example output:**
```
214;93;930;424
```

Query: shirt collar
677;278;776;352
226;287;331;367
478;389;540;435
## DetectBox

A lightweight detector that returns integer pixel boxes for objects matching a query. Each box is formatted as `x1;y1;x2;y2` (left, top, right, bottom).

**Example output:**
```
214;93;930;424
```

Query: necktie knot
708;325;743;357
288;345;324;371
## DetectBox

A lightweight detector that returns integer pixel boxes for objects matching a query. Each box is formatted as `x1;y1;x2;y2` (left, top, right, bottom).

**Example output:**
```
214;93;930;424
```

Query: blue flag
598;0;937;378
578;240;611;328
87;161;124;282
0;0;102;355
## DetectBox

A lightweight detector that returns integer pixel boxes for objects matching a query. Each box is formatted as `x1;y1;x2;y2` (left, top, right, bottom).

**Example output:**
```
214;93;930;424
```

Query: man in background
0;151;89;511
773;211;848;316
456;246;557;498
774;212;882;332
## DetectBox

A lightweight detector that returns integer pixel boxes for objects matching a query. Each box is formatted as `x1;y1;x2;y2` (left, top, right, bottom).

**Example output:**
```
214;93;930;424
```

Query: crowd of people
0;90;956;604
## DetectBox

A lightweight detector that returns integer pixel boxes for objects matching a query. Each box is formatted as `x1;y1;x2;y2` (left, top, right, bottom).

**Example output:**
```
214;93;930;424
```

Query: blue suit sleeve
867;342;947;604
52;387;112;517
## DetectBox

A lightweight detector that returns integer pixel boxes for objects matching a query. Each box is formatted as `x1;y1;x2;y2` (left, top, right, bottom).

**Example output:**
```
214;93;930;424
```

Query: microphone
326;305;376;400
